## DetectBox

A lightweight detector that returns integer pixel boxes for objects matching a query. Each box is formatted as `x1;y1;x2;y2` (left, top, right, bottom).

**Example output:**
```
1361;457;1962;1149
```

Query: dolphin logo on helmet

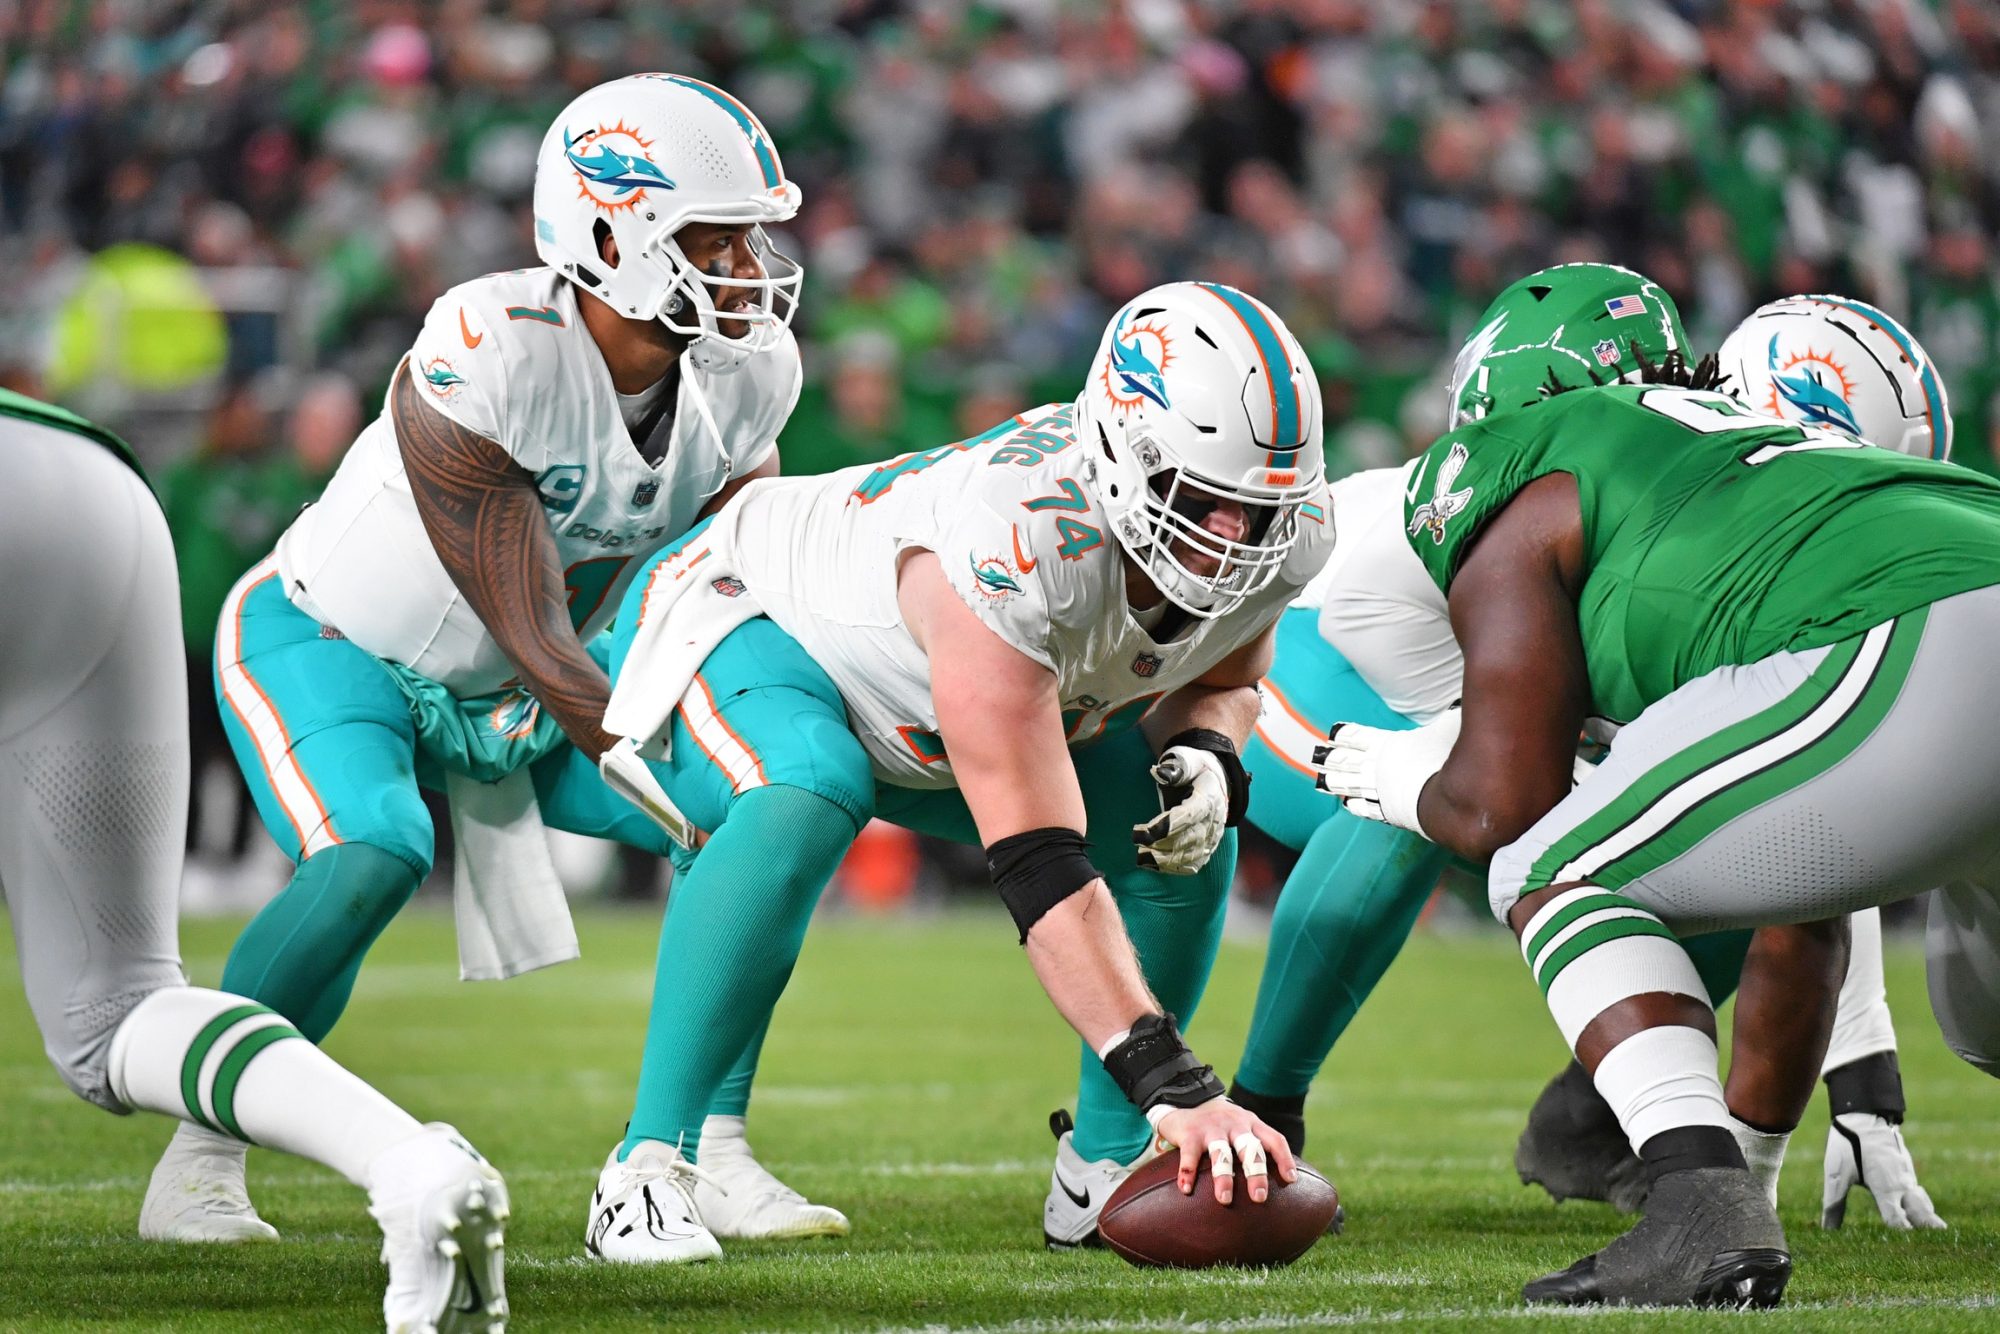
1720;296;1952;461
1075;282;1326;621
1764;335;1863;437
533;75;804;372
563;125;678;204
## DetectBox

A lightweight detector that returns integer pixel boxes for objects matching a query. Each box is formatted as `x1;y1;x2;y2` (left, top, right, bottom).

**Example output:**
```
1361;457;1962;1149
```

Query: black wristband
986;827;1099;944
1102;1013;1225;1112
1825;1050;1905;1122
1161;727;1250;826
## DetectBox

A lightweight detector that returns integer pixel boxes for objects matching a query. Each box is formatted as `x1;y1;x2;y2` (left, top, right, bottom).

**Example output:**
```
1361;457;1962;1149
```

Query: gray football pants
1491;583;2000;1077
0;419;187;1109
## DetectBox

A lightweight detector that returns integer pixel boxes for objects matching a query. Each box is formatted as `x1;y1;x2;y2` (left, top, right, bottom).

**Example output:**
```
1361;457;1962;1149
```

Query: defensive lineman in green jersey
1323;366;2000;1307
1406;382;2000;727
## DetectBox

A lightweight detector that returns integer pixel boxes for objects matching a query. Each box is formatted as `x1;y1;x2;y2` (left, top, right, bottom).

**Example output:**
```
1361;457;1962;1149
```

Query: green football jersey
1406;383;2000;723
0;386;147;485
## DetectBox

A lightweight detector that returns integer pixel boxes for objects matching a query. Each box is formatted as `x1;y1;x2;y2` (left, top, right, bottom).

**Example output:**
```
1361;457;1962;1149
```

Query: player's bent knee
44;978;181;1113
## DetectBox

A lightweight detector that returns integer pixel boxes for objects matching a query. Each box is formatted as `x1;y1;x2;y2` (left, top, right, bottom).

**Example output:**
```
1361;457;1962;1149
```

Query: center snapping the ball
1096;1154;1340;1269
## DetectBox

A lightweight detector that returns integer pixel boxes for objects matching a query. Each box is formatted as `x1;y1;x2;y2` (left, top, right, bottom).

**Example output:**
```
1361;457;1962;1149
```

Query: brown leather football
1096;1153;1339;1268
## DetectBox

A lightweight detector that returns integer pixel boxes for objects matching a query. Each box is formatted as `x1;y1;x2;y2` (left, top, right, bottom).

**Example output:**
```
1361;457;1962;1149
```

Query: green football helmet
1447;263;1688;426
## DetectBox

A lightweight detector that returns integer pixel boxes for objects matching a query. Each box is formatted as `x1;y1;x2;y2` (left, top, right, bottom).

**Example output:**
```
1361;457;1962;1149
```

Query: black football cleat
1523;1166;1790;1308
1516;1060;1650;1213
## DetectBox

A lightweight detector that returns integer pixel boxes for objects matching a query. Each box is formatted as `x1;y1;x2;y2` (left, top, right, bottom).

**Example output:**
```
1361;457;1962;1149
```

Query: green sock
218;843;423;1043
708;1010;772;1120
622;785;859;1163
1684;928;1755;1008
1070;831;1239;1164
1234;811;1449;1099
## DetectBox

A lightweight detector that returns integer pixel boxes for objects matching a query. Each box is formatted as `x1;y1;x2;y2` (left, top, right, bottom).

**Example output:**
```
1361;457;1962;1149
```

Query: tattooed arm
390;362;618;762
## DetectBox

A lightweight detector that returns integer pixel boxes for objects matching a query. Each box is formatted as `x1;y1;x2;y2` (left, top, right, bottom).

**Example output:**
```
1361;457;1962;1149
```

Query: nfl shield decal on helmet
1594;338;1621;368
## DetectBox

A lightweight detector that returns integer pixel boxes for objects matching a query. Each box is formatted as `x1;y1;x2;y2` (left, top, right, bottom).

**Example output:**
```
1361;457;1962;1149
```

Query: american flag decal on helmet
1605;294;1646;319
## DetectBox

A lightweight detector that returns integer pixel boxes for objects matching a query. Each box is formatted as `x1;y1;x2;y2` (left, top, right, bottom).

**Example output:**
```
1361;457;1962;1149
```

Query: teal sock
1070;831;1238;1164
218;843;423;1043
1234;811;1449;1099
1685;928;1754;1008
708;1011;772;1120
622;785;858;1163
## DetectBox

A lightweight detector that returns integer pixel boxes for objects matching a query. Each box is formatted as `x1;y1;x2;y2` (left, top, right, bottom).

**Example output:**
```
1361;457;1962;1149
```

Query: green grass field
1;905;1996;1331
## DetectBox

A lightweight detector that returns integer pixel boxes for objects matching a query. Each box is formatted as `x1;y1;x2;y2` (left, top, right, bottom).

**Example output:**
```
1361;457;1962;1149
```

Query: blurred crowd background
4;0;1996;909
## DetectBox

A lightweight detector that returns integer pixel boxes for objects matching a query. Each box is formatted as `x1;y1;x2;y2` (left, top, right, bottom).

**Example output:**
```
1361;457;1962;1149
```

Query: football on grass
1096;1153;1340;1268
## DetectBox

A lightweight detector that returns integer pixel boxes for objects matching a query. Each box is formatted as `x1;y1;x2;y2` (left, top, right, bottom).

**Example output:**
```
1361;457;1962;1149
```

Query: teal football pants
214;561;677;1042
606;556;1233;1166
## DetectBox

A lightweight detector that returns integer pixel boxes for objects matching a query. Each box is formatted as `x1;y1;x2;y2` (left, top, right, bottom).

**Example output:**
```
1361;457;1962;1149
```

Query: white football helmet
1718;295;1952;461
533;74;803;370
1075;282;1324;620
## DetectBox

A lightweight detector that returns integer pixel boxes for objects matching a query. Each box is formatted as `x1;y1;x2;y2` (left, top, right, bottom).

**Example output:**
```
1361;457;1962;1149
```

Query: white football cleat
140;1122;279;1242
584;1139;723;1264
1043;1108;1167;1250
367;1124;509;1334
691;1115;850;1240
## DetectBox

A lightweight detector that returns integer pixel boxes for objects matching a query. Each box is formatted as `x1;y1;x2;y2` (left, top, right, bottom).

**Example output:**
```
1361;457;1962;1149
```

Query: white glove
1312;709;1462;836
1133;746;1230;874
599;737;698;850
1821;1113;1946;1230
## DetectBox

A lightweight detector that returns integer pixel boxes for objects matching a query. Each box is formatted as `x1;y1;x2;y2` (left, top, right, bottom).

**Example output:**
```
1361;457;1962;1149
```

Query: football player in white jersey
144;74;844;1245
585;282;1331;1261
1246;269;1948;1227
0;389;507;1332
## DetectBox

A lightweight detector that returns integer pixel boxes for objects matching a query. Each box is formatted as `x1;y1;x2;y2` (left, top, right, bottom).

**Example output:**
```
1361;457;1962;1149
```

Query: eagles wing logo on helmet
1408;442;1474;545
1763;335;1862;438
564;122;677;214
1101;314;1173;411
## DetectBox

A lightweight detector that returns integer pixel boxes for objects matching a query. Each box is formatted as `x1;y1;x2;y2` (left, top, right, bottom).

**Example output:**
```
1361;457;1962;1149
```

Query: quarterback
1237;273;1947;1231
144;74;842;1245
589;282;1329;1261
1319;283;2000;1305
0;390;506;1332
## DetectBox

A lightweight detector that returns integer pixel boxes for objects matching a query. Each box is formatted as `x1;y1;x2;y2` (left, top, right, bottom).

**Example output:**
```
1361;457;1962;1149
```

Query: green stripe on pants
1575;612;1926;894
1526;634;1867;892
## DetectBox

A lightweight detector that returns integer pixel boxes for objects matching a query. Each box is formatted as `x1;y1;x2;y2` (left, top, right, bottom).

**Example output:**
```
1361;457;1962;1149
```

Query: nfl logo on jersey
711;576;747;598
632;479;660;507
1131;652;1162;678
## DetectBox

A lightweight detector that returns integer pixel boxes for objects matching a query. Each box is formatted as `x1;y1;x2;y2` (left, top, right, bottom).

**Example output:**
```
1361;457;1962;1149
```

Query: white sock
1824;907;1897;1073
108;987;421;1187
1592;1025;1736;1150
1729;1116;1790;1207
1521;888;1731;1152
700;1114;750;1156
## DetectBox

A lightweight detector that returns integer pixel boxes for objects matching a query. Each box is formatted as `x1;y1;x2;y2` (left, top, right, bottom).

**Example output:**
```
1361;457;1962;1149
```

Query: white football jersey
715;403;1336;787
1299;461;1460;725
275;267;800;694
